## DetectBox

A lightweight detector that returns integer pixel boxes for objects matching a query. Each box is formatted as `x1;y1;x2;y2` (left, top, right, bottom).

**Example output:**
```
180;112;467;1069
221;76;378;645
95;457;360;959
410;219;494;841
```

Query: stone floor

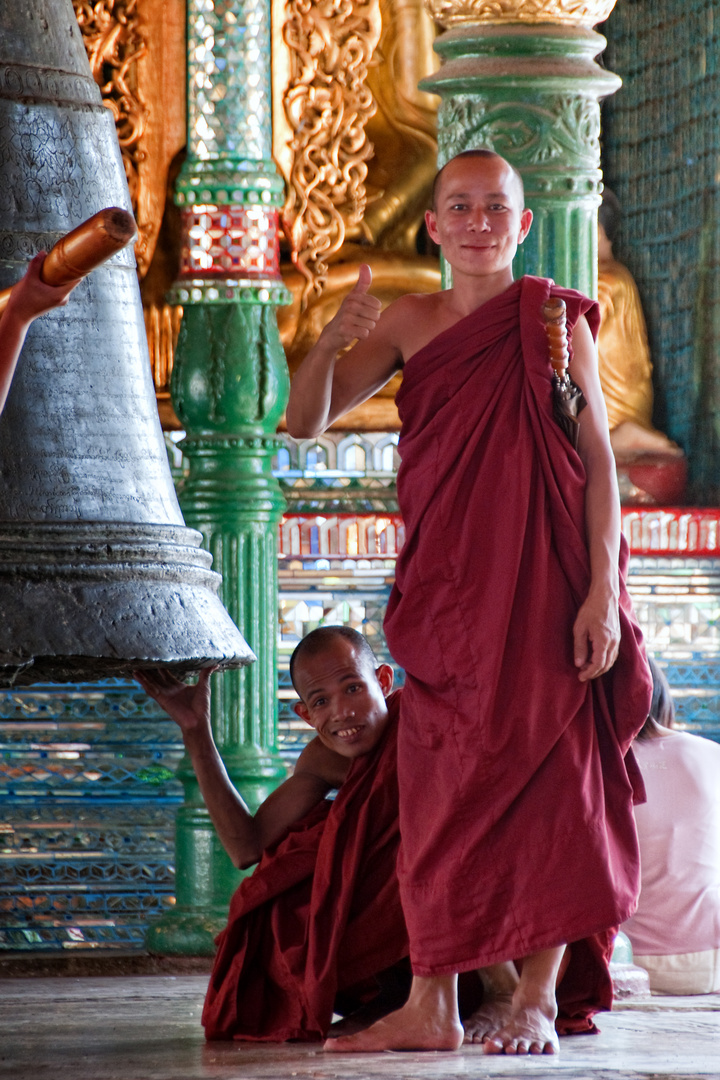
0;975;719;1080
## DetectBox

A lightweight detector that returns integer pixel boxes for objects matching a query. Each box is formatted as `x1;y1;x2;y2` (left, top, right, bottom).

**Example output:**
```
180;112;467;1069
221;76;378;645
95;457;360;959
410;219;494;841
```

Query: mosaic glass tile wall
601;1;720;503
0;682;182;950
627;557;720;742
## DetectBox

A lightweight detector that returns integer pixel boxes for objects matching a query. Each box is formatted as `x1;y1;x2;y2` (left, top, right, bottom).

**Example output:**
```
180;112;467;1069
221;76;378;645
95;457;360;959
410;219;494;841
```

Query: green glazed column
421;3;621;297
145;0;290;956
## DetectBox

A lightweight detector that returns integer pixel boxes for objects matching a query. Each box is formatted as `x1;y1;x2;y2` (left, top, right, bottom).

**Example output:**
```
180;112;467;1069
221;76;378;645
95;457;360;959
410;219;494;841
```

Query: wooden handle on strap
0;208;137;316
541;296;569;378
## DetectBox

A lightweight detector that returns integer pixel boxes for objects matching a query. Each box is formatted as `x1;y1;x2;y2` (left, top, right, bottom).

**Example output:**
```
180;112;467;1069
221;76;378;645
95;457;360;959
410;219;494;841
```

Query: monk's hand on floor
572;589;620;682
318;264;382;354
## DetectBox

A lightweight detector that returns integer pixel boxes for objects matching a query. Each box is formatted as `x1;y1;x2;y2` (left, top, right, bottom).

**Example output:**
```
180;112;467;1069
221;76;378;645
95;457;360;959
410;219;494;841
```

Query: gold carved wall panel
278;0;383;305
73;0;185;279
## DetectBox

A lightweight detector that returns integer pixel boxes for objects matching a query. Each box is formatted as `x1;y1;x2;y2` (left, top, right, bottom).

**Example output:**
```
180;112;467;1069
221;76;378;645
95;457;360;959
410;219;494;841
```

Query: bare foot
327;996;404;1039
463;992;515;1044
327;1014;372;1038
482;1002;559;1056
324;1006;463;1052
323;986;464;1053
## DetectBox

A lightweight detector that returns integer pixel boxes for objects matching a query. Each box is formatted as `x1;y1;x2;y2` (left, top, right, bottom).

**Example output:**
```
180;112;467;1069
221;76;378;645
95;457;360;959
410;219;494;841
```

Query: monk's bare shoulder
294;734;351;789
381;290;460;363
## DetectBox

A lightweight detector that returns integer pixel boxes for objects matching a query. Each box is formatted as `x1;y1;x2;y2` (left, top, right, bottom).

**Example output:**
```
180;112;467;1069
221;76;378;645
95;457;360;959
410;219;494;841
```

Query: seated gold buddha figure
597;189;683;465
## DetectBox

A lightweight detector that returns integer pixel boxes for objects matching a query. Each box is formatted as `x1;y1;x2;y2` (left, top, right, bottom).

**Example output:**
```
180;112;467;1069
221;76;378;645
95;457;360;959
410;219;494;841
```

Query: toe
482;1038;503;1055
323;1037;350;1052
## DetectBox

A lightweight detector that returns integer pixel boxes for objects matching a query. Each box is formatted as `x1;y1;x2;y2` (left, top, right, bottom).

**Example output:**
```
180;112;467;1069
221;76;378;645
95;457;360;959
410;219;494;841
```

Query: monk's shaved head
431;149;525;211
290;626;378;695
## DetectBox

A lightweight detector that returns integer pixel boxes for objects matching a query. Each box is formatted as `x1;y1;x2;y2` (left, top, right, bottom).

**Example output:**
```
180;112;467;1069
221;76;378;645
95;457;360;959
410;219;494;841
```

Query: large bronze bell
0;0;254;685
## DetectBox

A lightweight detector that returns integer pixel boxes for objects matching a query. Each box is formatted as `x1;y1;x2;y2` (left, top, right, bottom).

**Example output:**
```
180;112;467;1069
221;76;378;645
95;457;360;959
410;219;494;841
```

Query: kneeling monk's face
293;640;394;759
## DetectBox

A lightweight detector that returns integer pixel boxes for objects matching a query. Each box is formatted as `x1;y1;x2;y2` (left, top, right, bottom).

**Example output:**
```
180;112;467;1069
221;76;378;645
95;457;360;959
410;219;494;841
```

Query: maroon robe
384;275;652;977
201;680;620;1039
202;691;408;1041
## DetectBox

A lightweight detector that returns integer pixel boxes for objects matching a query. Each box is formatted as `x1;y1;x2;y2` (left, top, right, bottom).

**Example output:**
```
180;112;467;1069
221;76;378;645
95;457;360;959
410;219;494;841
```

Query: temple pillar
145;0;290;955
421;0;621;296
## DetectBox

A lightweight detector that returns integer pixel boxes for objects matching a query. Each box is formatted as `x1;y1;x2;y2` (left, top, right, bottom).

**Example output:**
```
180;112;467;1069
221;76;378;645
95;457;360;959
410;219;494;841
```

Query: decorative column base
145;737;286;956
610;930;651;1000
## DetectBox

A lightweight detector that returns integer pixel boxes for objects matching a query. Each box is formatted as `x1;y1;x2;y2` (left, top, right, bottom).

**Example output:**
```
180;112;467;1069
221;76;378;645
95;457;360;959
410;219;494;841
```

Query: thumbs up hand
353;263;373;296
320;264;382;354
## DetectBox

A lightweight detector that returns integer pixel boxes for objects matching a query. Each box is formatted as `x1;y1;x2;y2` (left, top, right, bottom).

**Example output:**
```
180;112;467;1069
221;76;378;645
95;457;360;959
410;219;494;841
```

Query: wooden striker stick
0;208;137;317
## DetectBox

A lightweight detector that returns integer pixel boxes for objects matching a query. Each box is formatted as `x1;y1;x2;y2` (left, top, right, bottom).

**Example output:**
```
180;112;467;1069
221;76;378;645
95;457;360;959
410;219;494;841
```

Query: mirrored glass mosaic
187;0;272;162
0;681;182;951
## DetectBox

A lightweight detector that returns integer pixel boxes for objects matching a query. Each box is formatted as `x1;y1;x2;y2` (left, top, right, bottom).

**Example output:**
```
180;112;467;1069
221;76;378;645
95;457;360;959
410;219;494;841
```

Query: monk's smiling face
293;638;394;759
425;153;533;287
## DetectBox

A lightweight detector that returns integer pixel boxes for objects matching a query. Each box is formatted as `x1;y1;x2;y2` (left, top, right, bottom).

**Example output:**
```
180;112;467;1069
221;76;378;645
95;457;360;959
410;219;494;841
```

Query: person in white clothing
623;658;720;994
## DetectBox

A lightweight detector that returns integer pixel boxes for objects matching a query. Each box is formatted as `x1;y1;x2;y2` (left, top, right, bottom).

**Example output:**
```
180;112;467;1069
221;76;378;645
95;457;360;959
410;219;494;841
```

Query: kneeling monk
286;150;652;1055
136;627;408;1040
140;627;619;1043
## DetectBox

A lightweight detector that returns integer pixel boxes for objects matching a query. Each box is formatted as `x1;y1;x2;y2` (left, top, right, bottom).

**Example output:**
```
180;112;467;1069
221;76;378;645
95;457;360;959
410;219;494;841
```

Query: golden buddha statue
597;189;683;465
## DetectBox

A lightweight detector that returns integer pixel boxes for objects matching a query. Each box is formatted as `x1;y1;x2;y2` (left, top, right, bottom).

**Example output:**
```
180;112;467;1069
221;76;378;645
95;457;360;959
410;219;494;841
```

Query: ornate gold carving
73;1;152;271
144;301;183;392
360;0;438;254
424;0;617;28
281;0;382;304
144;300;184;428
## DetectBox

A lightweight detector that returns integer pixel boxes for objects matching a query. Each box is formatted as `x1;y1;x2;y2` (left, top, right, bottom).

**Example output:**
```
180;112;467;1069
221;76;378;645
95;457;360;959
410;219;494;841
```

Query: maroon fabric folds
555;927;615;1036
384;275;652;977
202;691;408;1041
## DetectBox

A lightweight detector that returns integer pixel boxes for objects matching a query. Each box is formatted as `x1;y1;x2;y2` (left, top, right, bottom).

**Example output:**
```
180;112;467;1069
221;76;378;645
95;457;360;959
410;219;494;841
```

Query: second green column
421;2;621;296
146;0;290;955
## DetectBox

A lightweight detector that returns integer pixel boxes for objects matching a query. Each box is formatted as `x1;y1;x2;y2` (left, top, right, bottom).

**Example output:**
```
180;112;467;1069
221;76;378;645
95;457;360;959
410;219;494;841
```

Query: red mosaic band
621;508;720;557
281;509;720;559
179;204;282;278
280;514;405;559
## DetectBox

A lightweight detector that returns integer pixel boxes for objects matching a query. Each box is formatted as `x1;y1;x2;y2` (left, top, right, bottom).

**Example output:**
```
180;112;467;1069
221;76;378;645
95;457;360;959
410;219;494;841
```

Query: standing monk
286;150;652;1056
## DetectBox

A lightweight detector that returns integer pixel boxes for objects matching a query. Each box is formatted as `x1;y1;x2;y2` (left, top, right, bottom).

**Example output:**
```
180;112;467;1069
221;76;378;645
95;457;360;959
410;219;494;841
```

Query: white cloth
623;729;720;994
632;948;720;995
